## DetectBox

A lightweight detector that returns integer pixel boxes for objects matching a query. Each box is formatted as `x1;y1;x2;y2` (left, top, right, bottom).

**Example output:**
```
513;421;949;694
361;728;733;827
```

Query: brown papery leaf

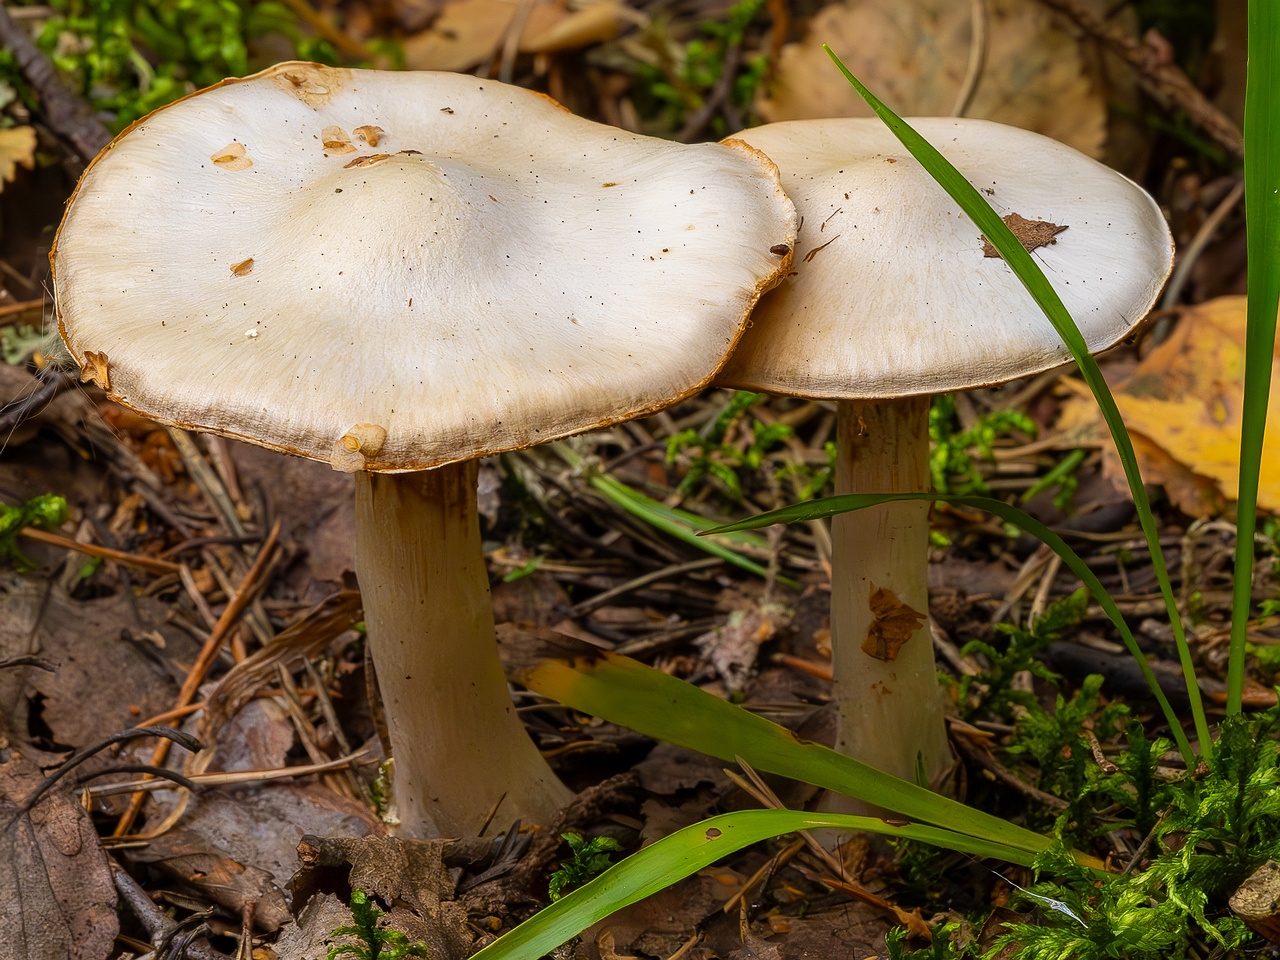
757;0;1107;157
862;584;926;662
402;0;568;72
0;743;118;959
981;213;1068;257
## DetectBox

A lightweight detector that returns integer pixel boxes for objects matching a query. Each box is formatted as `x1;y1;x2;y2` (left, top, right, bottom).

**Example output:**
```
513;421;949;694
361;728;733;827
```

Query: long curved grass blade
822;48;1210;758
1229;0;1280;712
471;809;1035;960
521;652;1080;861
706;492;1194;765
549;442;798;587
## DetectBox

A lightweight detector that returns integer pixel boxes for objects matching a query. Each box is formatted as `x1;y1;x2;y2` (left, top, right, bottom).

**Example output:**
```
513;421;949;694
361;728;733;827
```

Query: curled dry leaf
756;0;1107;158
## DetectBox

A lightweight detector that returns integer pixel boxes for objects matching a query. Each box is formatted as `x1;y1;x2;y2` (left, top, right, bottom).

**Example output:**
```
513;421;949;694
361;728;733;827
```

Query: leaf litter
0;0;1274;956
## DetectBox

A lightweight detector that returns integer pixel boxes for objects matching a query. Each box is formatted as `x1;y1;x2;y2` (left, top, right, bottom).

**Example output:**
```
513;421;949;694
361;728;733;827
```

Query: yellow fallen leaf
1056;296;1279;513
756;0;1106;158
0;126;37;185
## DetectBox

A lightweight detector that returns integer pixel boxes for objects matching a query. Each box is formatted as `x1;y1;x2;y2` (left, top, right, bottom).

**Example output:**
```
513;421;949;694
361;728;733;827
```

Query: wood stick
111;520;280;836
20;526;182;574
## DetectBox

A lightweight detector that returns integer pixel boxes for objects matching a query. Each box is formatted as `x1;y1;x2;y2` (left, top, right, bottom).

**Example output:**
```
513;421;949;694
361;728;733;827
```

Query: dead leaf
757;0;1107;157
0;126;36;185
211;142;253;171
521;1;626;52
1;586;200;768
230;257;254;276
403;0;560;71
1055;296;1275;514
694;603;785;692
981;213;1068;257
0;739;118;959
145;848;291;930
321;125;357;154
79;351;109;390
862;584;926;662
403;0;617;71
288;836;473;960
1230;859;1280;942
132;782;383;933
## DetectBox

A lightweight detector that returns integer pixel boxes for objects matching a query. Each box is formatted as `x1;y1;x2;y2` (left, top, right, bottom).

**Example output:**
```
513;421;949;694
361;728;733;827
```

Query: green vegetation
548;833;623;901
0;493;69;569
951;589;1087;723
326;889;428;960
664;391;796;503
1;0;332;130
476;21;1280;955
626;0;769;136
928;394;1036;497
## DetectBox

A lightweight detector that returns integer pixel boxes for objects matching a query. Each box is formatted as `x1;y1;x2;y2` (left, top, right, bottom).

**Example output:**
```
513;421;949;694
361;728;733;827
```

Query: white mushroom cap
54;62;796;471
718;118;1173;399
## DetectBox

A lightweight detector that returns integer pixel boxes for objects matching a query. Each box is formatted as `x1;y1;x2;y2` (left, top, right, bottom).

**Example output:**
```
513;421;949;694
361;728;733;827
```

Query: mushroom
717;117;1172;796
52;62;797;837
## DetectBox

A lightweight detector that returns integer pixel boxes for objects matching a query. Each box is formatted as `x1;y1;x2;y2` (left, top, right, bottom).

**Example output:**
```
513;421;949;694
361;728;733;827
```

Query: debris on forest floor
0;0;1276;957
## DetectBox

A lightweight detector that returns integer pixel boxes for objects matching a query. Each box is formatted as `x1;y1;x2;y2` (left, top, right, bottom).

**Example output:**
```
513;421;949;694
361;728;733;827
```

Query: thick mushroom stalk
51;62;798;840
828;397;949;794
356;463;571;837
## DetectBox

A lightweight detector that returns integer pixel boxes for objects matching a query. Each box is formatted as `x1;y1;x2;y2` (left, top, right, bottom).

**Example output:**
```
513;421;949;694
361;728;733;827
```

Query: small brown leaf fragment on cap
862;583;926;662
322;126;356;154
353;125;385;147
211;142;252;171
770;243;791;256
982;213;1068;258
281;69;332;106
230;257;254;277
344;154;392;169
330;423;388;472
80;351;110;390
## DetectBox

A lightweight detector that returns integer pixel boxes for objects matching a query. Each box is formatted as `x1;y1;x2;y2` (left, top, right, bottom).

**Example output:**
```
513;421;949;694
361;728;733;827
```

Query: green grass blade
521;651;1074;860
550;442;799;588
823;48;1210;759
1229;0;1280;712
471;810;1037;960
707;492;1194;765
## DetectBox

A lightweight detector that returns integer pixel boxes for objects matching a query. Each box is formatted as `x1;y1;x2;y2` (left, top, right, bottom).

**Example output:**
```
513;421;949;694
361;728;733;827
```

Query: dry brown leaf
0;741;118;960
863;583;926;662
694;600;786;693
522;1;627;53
757;0;1107;157
0;126;36;185
1056;296;1277;514
402;0;568;72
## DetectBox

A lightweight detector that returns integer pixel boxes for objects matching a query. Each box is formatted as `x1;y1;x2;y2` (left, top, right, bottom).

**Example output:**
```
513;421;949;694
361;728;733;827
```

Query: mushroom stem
827;396;950;800
355;462;573;838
